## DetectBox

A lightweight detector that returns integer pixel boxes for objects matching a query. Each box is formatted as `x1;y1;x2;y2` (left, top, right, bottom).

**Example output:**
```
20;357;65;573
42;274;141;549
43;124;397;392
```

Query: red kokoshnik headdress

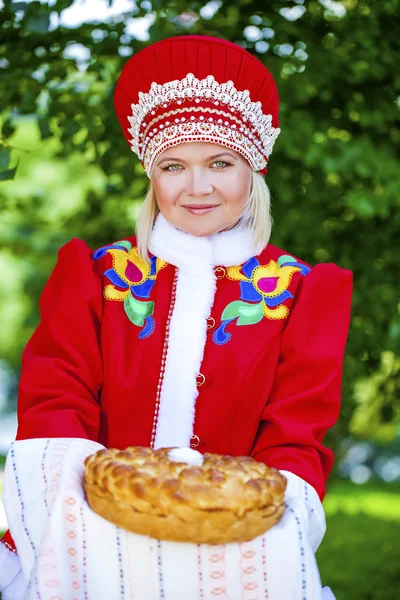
114;35;280;178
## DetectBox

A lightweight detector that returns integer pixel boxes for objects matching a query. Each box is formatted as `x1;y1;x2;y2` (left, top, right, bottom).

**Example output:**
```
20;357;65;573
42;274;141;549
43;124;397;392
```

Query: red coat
12;231;352;504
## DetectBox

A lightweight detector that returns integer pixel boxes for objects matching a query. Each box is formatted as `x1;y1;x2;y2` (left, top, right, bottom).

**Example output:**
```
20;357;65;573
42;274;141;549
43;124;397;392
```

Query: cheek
223;173;251;207
153;179;178;210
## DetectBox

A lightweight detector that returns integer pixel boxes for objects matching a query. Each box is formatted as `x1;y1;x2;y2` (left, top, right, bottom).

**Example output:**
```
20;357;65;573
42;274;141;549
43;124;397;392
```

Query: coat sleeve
15;238;104;441
250;263;353;501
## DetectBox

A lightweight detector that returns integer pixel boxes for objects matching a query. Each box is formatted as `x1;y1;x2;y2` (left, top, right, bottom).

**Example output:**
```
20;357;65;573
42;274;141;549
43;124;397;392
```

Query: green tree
0;0;399;446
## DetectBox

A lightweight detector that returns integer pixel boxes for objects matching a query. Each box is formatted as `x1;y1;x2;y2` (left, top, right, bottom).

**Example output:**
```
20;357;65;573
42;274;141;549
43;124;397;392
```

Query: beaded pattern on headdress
127;73;280;178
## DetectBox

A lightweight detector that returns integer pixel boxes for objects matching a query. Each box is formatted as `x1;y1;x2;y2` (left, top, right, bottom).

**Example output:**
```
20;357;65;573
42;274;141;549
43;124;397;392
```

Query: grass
1;477;399;598
318;512;399;599
324;479;400;521
317;479;400;599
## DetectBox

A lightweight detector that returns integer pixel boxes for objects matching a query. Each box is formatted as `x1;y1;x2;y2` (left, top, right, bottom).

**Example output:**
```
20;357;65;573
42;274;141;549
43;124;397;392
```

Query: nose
186;169;214;196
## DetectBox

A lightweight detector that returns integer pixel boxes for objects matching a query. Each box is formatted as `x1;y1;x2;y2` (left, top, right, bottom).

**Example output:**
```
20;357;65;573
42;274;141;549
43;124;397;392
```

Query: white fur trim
148;212;263;269
153;259;216;449
149;213;262;449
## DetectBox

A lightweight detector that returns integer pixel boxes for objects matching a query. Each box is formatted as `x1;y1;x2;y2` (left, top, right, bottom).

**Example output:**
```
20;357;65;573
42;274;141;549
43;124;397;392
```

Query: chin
182;224;221;237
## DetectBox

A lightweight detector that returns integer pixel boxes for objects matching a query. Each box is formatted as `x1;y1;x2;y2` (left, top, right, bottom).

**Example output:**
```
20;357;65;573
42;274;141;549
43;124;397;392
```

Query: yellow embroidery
214;255;311;345
92;240;167;339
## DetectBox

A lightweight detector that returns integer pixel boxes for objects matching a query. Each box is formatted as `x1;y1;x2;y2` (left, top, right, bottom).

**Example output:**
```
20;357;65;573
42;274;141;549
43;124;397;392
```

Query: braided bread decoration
84;446;286;544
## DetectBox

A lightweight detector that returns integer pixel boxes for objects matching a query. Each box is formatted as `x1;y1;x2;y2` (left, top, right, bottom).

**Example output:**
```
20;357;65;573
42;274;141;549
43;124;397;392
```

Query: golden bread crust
84;446;286;544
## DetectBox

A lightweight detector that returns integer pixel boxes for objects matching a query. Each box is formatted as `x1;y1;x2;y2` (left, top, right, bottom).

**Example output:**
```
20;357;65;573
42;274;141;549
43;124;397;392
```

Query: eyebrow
156;152;238;166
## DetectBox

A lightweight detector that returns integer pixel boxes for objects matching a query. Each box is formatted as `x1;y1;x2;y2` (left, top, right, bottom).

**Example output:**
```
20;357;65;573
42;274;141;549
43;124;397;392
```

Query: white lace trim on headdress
126;73;280;177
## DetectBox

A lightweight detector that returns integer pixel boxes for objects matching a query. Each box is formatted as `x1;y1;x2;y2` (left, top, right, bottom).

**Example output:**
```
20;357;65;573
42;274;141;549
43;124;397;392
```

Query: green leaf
26;14;51;35
64;119;80;137
0;165;18;181
53;0;76;13
237;302;264;326
1;119;16;138
38;117;53;140
124;295;154;327
0;148;11;170
10;3;28;13
0;157;18;181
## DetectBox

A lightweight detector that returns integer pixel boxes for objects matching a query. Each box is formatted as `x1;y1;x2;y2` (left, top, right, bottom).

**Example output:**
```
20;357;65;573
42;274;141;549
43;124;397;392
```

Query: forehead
156;142;241;161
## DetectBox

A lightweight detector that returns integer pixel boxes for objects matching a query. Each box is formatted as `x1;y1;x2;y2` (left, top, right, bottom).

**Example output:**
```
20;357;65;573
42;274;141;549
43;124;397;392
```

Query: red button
196;373;206;387
214;266;226;279
190;435;200;448
206;317;215;330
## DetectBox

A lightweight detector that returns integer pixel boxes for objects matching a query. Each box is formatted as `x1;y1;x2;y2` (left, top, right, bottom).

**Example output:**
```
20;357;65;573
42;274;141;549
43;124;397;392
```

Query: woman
0;35;352;599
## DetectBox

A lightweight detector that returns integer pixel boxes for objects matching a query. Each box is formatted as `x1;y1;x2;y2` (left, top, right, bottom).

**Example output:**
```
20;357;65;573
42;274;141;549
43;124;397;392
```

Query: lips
183;205;218;209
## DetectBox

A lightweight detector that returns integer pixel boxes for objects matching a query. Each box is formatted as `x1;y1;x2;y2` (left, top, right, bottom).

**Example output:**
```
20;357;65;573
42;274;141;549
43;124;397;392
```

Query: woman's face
151;142;252;237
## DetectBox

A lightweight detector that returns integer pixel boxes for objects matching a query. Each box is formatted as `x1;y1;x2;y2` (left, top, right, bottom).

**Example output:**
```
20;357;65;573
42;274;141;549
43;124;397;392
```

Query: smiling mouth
183;205;219;209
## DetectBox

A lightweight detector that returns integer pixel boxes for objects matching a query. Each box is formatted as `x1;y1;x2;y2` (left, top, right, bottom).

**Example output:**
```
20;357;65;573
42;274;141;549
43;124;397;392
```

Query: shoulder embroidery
91;240;167;339
213;254;311;345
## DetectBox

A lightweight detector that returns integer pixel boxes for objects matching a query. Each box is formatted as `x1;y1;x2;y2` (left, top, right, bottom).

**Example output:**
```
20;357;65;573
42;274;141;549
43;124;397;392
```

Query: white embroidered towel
3;438;329;600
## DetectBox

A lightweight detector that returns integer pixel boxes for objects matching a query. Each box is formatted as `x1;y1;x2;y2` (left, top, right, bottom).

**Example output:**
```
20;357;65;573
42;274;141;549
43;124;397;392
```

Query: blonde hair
135;171;273;263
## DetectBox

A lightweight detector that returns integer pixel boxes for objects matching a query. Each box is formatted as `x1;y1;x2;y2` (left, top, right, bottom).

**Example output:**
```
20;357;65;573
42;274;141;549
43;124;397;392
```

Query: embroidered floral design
92;240;167;339
213;254;311;345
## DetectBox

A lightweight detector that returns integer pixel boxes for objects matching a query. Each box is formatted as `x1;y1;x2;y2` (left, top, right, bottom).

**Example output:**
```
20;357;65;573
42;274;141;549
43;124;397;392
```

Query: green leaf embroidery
221;300;246;321
222;300;264;326
278;254;296;267
115;240;133;251
124;295;154;327
236;302;264;326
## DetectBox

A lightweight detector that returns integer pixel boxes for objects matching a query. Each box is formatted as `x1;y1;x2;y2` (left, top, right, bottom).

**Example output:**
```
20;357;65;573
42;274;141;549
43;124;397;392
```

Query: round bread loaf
84;446;286;544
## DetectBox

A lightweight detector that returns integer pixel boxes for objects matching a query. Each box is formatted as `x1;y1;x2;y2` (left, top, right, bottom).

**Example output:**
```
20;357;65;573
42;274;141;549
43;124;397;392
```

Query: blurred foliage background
0;0;399;597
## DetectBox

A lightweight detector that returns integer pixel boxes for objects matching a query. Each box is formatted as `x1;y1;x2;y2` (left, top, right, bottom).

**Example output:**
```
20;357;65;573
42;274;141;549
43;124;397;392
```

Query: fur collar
148;212;263;269
148;213;264;450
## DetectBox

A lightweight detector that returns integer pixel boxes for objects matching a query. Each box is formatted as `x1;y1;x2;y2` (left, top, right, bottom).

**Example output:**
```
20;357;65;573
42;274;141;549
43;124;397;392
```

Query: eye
213;160;231;168
160;160;232;172
161;163;182;172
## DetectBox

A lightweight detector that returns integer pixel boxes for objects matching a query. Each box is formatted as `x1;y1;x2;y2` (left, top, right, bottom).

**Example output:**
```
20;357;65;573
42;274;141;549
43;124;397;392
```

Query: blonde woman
0;35;351;599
